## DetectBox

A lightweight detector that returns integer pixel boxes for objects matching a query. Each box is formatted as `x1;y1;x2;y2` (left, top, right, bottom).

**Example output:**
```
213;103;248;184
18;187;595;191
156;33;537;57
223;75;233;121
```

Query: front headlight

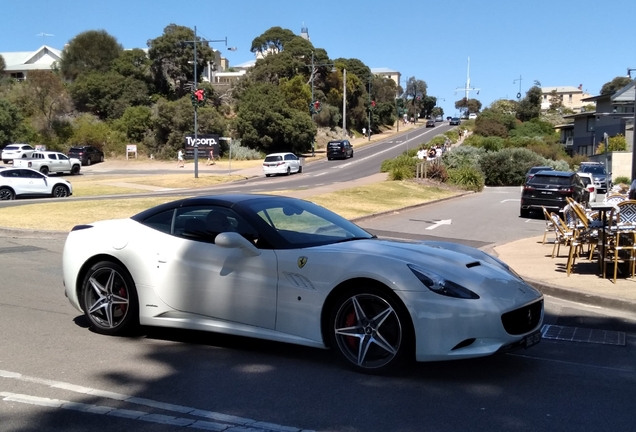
408;264;480;299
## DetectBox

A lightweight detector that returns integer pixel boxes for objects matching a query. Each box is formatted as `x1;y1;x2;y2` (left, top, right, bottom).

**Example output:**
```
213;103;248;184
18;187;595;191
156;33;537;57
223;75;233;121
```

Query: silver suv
578;162;611;194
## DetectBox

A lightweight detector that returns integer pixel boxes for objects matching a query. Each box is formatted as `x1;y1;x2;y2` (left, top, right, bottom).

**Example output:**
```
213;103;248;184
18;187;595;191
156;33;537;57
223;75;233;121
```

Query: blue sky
2;0;635;115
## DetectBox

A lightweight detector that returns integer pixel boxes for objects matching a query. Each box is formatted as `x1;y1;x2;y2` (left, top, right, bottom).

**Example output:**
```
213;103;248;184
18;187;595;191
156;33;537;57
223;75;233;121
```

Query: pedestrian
206;148;215;166
177;149;184;168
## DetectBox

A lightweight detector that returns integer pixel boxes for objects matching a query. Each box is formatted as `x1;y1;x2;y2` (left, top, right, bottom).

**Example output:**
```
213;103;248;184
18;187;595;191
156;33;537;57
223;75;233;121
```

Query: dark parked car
520;171;589;217
326;140;353;160
67;146;104;166
525;166;554;184
425;120;436;128
449;117;461;126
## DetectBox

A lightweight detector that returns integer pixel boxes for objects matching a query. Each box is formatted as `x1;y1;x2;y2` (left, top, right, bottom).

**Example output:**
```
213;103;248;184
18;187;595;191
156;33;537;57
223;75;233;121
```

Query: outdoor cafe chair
541;206;556;245
550;213;574;259
601;200;636;283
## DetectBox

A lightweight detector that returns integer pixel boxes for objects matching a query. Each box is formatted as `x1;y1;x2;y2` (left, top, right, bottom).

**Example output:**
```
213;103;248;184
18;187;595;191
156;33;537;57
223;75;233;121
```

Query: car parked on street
577;162;611;194
1;144;35;164
12;151;81;175
67;146;104;166
0;167;73;200
262;152;303;177
520;171;589;217
577;172;597;202
525;166;554;184
327;140;353;160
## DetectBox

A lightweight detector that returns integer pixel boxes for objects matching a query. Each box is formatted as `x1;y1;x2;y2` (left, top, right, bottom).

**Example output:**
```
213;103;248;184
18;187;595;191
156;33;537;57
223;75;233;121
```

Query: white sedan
577;172;597;202
62;194;543;374
0;167;73;200
263;152;303;177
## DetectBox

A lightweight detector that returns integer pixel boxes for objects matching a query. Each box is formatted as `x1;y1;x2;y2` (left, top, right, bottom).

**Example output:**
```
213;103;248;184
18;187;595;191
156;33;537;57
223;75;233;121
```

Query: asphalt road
1;125;635;431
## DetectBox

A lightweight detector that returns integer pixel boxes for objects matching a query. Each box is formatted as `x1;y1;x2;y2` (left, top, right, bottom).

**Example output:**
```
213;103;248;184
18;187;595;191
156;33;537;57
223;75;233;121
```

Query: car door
150;205;279;329
56;153;71;171
285;154;299;172
15;169;49;195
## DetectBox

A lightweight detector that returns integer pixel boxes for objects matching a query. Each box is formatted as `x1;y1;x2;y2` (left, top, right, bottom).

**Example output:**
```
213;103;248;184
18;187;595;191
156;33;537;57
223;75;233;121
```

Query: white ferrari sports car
63;194;543;374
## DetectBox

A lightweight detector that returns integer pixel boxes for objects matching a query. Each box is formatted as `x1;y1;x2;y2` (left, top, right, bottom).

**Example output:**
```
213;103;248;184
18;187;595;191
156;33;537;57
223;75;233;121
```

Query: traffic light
191;88;207;107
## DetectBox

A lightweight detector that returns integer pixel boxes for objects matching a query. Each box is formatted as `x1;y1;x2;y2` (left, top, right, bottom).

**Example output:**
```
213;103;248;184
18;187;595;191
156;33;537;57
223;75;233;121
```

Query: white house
0;45;62;80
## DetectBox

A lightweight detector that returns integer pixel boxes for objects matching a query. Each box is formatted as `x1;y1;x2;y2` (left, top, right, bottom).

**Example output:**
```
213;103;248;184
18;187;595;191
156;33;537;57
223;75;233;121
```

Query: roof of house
0;45;62;72
541;86;582;94
371;67;399;74
611;81;635;102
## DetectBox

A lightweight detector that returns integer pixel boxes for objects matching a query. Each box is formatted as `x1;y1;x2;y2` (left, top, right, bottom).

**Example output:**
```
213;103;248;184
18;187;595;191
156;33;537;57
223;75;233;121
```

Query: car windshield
581;165;605;175
247;198;375;248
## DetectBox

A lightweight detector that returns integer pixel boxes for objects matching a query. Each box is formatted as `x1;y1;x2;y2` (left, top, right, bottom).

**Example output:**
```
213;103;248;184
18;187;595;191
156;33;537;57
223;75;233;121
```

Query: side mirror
215;232;261;257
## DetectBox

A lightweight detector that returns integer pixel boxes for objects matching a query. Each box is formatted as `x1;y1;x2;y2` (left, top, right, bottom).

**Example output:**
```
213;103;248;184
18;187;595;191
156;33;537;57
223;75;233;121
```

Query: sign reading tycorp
184;134;220;159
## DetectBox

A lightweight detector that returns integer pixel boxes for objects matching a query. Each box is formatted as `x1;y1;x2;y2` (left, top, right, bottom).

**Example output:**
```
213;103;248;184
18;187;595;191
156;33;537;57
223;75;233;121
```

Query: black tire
40;166;49;175
520;207;530;218
0;187;15;200
86;158;92;166
71;164;80;175
100;155;104;162
286;166;291;176
298;165;303;174
52;184;70;198
328;286;412;374
265;174;272;177
81;260;139;336
350;151;354;158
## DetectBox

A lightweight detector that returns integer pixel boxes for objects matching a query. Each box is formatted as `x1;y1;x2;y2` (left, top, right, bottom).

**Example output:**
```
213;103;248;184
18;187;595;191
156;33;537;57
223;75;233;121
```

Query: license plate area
523;330;541;348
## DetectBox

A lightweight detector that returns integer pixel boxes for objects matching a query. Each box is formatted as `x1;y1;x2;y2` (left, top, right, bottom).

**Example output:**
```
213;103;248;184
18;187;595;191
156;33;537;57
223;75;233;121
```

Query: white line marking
0;370;308;431
500;199;520;203
426;219;452;230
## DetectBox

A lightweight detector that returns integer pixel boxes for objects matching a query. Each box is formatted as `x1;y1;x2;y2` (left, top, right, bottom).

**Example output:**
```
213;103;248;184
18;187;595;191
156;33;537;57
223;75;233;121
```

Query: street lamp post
628;68;636;181
308;52;335;156
182;27;233;178
368;78;372;141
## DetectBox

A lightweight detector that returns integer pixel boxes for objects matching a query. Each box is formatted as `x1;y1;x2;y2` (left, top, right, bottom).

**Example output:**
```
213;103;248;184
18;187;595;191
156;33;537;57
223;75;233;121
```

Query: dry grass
0;180;464;232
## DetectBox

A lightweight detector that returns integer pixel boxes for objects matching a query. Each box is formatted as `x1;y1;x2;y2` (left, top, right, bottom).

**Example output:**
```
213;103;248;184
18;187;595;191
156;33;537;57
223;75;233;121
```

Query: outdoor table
589;202;616;276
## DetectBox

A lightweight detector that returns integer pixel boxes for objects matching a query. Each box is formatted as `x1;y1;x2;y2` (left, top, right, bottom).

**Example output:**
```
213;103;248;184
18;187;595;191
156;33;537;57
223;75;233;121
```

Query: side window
48;154;57;160
140;209;175;234
173;206;258;244
58;154;69;161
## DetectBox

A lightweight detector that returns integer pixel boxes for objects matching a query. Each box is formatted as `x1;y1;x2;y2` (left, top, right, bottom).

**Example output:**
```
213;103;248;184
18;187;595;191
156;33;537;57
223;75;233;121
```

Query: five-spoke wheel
81;261;138;335
330;288;410;374
52;184;70;198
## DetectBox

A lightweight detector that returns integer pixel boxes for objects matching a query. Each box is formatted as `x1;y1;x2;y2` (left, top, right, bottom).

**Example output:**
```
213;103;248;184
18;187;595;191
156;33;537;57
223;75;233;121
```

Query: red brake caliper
345;311;358;350
118;287;127;313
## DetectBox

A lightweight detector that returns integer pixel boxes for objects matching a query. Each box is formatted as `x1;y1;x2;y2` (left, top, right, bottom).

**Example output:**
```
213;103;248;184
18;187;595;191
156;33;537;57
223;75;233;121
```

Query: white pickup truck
12;151;82;175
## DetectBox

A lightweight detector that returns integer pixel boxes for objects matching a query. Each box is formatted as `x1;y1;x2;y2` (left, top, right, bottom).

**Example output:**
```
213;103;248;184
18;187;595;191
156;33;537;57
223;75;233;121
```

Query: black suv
327;140;353;160
68;146;104;166
520;171;589;217
525;166;554;184
577;162;611;194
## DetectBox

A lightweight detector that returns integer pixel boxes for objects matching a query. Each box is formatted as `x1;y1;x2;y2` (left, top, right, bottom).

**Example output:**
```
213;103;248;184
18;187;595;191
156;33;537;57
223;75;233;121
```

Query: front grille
501;300;543;335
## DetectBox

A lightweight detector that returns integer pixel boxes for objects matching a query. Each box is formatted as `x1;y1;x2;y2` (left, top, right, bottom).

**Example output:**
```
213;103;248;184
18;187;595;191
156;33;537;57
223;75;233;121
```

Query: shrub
428;135;448;147
462;134;483;148
389;165;415;180
481;136;505;152
443;130;459;143
223;139;263;160
448;166;485;192
425;162;448;182
474;118;509;138
441;146;485;170
479;147;546;186
614;175;630;185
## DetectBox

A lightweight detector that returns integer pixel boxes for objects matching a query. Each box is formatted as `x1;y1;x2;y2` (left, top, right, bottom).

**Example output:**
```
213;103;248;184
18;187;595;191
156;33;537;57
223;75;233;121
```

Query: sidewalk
494;235;636;314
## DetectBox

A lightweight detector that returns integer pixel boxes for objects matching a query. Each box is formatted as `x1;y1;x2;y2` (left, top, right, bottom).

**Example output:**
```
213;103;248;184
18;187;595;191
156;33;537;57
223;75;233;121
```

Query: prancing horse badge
297;256;308;268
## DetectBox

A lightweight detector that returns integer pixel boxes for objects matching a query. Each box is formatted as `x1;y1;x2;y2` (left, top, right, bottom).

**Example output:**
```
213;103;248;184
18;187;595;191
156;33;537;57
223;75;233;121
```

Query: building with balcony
541;85;593;113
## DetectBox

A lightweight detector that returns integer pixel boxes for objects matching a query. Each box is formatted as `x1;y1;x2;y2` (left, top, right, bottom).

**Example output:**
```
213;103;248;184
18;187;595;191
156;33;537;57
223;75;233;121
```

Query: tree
70;71;150;120
431;107;444;118
23;70;71;135
0;55;5;75
60;30;123;80
235;82;315;154
548;89;563;111
110;48;153;86
516;86;542;122
0;98;24;145
111;106;153;142
147;24;215;99
250;27;298;56
403;77;427;115
600;76;632;95
455;97;482;116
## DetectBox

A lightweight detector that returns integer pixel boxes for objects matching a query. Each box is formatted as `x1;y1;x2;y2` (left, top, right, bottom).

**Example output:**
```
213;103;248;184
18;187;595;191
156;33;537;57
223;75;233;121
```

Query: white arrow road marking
426;219;452;230
501;199;520;203
0;370;311;431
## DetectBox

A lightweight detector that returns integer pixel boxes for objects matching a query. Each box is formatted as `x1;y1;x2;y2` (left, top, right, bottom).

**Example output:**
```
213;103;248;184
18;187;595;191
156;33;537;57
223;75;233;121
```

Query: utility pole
342;68;347;138
454;57;480;117
368;78;371;141
513;75;523;100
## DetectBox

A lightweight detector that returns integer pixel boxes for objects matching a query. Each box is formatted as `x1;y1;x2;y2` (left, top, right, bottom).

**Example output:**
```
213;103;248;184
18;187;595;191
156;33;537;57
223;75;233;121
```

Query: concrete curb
0;227;67;240
525;277;636;314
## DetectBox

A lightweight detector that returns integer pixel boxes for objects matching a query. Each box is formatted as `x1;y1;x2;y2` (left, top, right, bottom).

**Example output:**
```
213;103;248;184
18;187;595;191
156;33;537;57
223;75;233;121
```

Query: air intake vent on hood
466;261;481;268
